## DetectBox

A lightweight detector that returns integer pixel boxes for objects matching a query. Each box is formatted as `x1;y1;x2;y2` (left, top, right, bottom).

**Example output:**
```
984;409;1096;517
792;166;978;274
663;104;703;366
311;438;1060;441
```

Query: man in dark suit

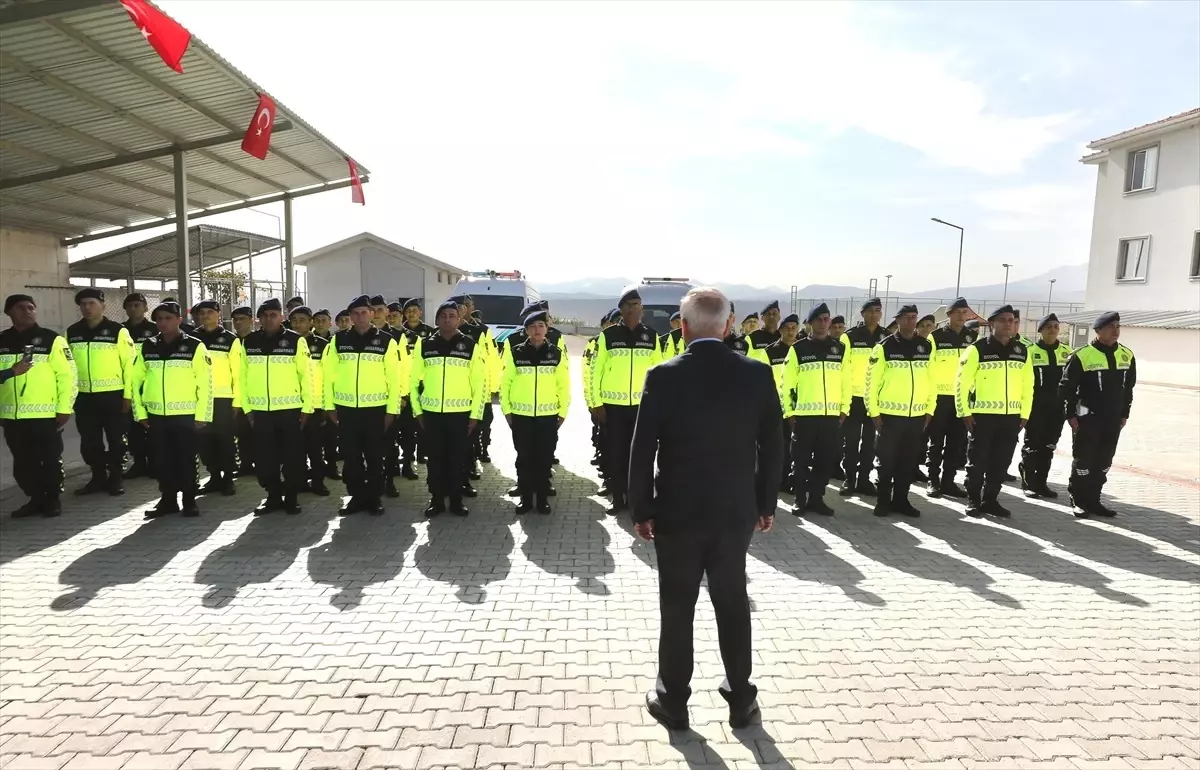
629;287;784;731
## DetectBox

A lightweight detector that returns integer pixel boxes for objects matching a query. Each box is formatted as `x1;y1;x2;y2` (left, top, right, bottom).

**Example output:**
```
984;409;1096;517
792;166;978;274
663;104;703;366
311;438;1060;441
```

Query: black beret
447;294;471;305
669;311;681;322
287;296;304;305
965;319;981;329
743;312;759;322
123;292;147;307
538;300;550;311
3;294;35;314
919;314;936;324
1012;308;1021;318
894;304;918;319
1038;313;1058;331
257;298;283;316
288;305;313;318
521;301;543;318
347;295;372;311
152;301;181;319
231;305;253;318
369;294;386;306
335;309;350;321
523;309;549;327
831;315;845;325
619;288;641;305
313;308;331;319
162;296;176;303
74;287;104;305
762;300;780;314
949;297;970;312
782;313;800;326
1093;311;1120;331
988;304;1016;321
806;303;830;324
435;300;459;317
471;310;482;321
387;302;402;313
861;297;882;312
604;308;621;324
192;299;220;314
403;297;422;310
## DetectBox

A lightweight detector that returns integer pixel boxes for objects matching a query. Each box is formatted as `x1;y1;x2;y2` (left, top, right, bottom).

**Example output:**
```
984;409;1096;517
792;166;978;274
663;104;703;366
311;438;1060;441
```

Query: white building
293;233;467;315
1067;108;1200;387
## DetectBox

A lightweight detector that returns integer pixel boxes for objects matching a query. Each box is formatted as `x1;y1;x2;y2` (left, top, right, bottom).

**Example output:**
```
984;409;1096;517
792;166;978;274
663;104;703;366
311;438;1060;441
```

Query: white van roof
624;277;696;305
452;270;538;298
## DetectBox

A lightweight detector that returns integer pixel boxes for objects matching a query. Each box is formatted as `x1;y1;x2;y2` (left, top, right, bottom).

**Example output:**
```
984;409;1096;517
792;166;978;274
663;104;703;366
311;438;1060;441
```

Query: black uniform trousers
322;415;339;466
511;415;558;496
337;406;386;502
302;410;328;485
1068;415;1122;509
876;414;925;500
199;398;236;479
150;414;197;501
792;416;841;500
840;396;876;484
251;410;306;496
125;413;153;474
925;395;966;482
385;417;402;479
476;400;495;457
423;411;471;502
2;418;64;502
398;401;419;466
966;413;1022;504
235;410;255;473
75;390;126;479
780;418;794;486
1021;399;1065;488
603;404;639;498
654;525;756;713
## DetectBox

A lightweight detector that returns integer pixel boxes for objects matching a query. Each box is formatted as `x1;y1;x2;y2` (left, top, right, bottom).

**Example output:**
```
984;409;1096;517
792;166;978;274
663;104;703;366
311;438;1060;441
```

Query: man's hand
590;406;606;424
1120;418;1127;428
299;413;309;429
557;416;565;427
194;421;208;431
786;416;794;426
634;519;654;540
872;416;883;431
1068;417;1079;432
384;413;394;431
139;419;150;428
925;414;932;429
467;419;478;436
839;412;848;425
232;406;241;417
55;413;70;428
326;409;338;425
121;398;131;414
416;415;424;431
246;413;255;427
756;515;774;533
504;413;512;427
1018;418;1027;429
963;415;975;433
10;358;33;377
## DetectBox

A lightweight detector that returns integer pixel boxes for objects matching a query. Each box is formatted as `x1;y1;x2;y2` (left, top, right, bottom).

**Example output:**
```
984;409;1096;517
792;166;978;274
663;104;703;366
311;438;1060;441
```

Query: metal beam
0;0;110;27
0;124;294;191
62;176;369;247
174;151;191;309
283;195;294;299
0;194;127;228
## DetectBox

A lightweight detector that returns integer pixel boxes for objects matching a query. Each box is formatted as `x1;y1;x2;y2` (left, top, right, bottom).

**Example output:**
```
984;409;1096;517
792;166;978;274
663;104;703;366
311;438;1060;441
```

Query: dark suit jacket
628;339;784;533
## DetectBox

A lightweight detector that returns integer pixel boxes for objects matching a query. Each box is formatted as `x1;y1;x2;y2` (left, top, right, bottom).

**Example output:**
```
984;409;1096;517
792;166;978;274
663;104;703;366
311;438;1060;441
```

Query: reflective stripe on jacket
955;337;1034;418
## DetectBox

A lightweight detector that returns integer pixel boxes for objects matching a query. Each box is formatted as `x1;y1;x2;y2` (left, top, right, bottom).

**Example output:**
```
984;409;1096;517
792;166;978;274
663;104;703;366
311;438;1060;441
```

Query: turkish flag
120;0;191;74
348;158;365;205
240;93;276;160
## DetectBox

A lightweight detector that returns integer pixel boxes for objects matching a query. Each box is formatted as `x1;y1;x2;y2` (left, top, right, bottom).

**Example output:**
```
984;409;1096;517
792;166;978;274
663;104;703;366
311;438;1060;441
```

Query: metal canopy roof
69;223;283;281
1057;309;1200;331
0;0;370;243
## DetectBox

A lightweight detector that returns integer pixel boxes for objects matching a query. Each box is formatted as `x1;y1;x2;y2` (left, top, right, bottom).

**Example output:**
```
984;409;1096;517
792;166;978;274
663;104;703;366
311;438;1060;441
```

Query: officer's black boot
892;487;921;518
255;493;284;516
805;494;835;517
608;493;627;515
1019;462;1038;498
106;472;125;496
146;494;179;519
926;472;941;498
984;498;1011;518
199;473;221;495
338;497;361;516
872;480;891;517
940;474;968;498
469;460;482;481
461;483;478;498
480;449;492;464
546;483;556;497
856;477;878;496
964;496;985;518
401;463;419;480
384;477;400;498
838;474;855;498
221;472;237;496
507;484;521;497
11;499;39;519
1034;458;1058;498
367;497;385;516
536;492;552;515
450;497;469;517
181;495;200;517
283;494;302;515
425;496;445;517
516;494;533;514
75;471;107;496
309;473;331;497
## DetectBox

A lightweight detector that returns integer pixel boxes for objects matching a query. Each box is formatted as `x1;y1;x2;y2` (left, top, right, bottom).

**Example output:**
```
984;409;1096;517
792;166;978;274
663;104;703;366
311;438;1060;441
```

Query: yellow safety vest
955;337;1034;418
500;340;571;418
409;332;486;418
239;329;313;413
0;326;76;419
67;318;134;394
130;333;213;421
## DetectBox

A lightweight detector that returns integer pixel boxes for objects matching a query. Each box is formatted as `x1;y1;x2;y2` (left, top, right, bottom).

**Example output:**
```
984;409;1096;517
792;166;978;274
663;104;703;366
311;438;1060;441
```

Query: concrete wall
302;247;362;314
1114;326;1200;388
361;246;425;305
0;227;74;332
1084;123;1200;311
302;242;460;315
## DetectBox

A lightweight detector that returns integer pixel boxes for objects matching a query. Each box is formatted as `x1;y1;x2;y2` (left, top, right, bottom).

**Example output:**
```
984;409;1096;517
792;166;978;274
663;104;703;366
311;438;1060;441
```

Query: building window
1191;231;1200;279
1125;145;1158;193
437;271;444;284
1116;237;1149;281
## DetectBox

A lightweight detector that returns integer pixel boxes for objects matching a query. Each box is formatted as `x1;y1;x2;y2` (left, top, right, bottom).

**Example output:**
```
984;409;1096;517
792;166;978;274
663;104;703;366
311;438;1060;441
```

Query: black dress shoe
181;499;200;517
384;480;400;498
1036;485;1059;499
480;451;492;463
74;476;107;496
729;700;761;729
516;497;533;515
366;499;385;516
41;497;61;518
326;465;342;480
838;481;855;497
11;500;39;519
536;495;552;514
402;465;419;480
255;496;284;516
965;502;985;518
425;498;445;517
546;485;556;497
338;498;362;516
507;485;521;497
645;693;688;730
984;500;1011;518
146;498;179;519
893;499;921;518
450;501;469;517
855;479;878;496
460;484;478;498
940;481;968;498
805;497;835;516
1094;503;1118;518
283;495;302;515
309;483;331;497
1022;487;1041;499
926;481;943;498
107;479;125;496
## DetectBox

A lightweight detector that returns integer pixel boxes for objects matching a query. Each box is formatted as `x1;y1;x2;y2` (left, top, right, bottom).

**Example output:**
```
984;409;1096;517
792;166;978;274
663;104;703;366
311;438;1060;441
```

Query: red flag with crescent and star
240;93;276;160
348;159;365;205
120;0;191;74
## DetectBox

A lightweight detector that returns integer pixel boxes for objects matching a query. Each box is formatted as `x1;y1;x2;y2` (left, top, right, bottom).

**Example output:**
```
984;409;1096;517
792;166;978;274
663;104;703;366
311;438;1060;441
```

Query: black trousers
476;401;495;456
75;390;126;479
965;413;1022;504
337;406;386;501
199;398;236;479
876;414;925;498
1021;398;1065;487
150;414;197;500
603;405;639;498
423;411;471;501
654;525;756;712
511;415;558;496
792;416;841;499
398;401;419;466
925;395;966;481
235;410;255;472
780;418;794;484
2;418;63;502
322;415;339;466
302;410;328;484
1068;415;1122;508
252;410;306;496
126;412;153;473
840;397;876;483
385;416;402;478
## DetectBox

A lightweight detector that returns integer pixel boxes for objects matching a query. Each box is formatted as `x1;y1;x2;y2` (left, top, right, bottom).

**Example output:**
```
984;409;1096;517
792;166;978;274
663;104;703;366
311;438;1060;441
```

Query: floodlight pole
173;150;191;309
284;194;294;300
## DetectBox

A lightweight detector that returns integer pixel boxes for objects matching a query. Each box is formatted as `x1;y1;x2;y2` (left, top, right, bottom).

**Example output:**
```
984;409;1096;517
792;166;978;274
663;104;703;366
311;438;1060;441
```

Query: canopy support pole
173;150;191;309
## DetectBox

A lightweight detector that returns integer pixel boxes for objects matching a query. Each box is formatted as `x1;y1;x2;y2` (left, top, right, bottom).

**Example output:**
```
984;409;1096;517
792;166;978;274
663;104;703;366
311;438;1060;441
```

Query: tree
200;268;248;309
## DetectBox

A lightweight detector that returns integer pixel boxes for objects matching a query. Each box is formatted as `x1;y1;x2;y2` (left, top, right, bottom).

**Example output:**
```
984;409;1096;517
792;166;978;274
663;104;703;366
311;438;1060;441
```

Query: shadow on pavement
307;512;417;610
732;724;798;770
51;504;238;610
517;465;615;597
194;511;329;608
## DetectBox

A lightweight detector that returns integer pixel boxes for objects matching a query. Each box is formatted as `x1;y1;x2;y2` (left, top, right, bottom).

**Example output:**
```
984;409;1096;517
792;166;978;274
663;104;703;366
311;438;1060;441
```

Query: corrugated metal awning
0;0;370;242
70;224;283;280
1057;309;1200;331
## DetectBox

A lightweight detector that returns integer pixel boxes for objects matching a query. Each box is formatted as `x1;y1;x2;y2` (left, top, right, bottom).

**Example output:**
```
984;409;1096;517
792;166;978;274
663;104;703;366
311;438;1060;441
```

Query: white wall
1084;123;1200;312
0;226;75;332
361;246;425;305
1117;326;1200;388
303;246;362;315
302;241;462;315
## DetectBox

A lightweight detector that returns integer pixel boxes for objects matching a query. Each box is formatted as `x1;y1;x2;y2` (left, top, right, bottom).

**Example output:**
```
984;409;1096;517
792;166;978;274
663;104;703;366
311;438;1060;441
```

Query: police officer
866;305;934;518
122;292;158;479
724;303;750;356
283;295;305;330
67;288;134;497
0;294;76;518
312;308;333;339
387;302;405;330
335;309;352;333
660;311;684;361
1019;313;1071;499
589;288;661;513
369;294;391;330
1059;311;1134;518
763;312;801;491
323;295;403;516
230;305;256;478
288;306;332;497
501;309;570;514
364;295;408;497
829;315;846;341
584;309;619;488
192;299;243;496
240;298;313;515
748;300;782;364
963;319;981;343
926;297;972;498
783;304;849;515
398;298;434;478
411;301;487;517
311;308;340;479
130;301;212;518
740;312;759;336
839;297;887;497
956;304;1033;519
451;294;494;491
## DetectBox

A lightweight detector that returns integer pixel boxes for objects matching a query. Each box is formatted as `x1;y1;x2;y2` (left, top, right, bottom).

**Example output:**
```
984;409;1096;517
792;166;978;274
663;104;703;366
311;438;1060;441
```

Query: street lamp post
1001;263;1012;304
884;273;893;314
1047;278;1057;307
931;217;965;297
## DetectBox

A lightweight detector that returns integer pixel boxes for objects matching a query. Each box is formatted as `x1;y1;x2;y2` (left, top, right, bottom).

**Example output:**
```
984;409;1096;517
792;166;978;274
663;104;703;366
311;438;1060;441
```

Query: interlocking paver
2;347;1198;770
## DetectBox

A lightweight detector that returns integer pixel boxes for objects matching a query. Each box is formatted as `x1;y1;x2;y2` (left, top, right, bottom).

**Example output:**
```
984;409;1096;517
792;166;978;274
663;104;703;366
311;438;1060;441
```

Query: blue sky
92;0;1199;292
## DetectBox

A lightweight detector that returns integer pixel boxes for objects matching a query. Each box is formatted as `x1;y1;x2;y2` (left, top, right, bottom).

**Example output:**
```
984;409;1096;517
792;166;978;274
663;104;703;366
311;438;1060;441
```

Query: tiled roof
1086;108;1200;149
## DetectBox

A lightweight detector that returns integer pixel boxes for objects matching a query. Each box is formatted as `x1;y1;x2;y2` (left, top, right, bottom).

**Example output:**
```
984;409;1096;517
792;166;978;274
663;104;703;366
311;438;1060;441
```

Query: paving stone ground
2;344;1198;770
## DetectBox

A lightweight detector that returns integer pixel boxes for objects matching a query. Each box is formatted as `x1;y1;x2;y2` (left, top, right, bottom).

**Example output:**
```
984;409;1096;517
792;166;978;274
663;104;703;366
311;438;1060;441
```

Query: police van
450;270;541;344
621;277;696;335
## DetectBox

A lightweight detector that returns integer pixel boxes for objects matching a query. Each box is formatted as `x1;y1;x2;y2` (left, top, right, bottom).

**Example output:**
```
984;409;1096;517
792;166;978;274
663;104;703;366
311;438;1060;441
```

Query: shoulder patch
62;347;72;360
